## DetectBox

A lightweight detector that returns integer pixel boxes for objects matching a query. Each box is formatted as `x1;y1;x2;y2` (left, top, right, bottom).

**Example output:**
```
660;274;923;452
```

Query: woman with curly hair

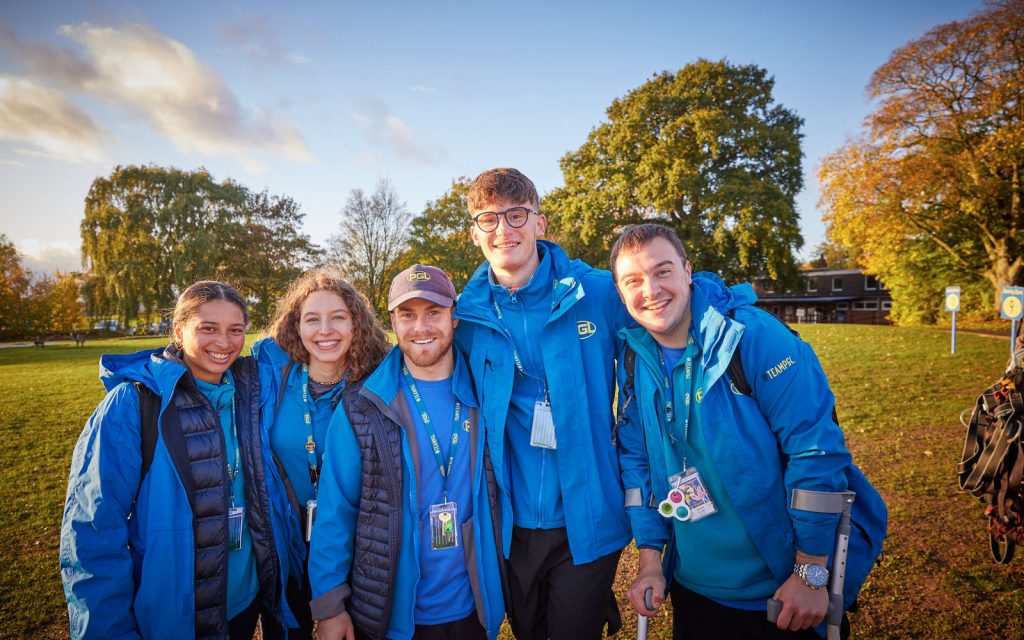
253;267;391;637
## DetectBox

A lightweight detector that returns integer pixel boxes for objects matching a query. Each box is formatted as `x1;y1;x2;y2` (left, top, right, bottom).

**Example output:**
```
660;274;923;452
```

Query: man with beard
308;265;506;640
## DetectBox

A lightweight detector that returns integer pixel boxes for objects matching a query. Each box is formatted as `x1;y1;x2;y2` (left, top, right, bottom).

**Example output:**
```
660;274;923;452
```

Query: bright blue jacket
252;337;330;582
454;240;633;564
307;346;506;639
59;347;297;639
617;273;887;616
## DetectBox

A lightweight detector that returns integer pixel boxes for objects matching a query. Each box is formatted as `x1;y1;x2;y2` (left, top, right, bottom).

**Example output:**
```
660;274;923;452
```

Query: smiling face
470;198;547;288
297;290;354;381
614;236;694;348
391;298;458;380
174;299;247;384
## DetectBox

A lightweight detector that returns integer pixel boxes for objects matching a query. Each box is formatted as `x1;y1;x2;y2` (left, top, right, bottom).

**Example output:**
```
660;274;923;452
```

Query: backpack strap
134;382;160;489
269;363;304;523
612;345;636;446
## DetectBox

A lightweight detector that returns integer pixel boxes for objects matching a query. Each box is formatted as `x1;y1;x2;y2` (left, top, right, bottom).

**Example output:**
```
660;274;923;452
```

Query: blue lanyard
401;365;461;501
490;299;550;403
658;343;696;471
219;372;241;508
300;364;349;495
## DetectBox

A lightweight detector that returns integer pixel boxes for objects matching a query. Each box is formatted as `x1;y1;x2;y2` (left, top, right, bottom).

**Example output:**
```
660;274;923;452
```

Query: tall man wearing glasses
454;168;632;640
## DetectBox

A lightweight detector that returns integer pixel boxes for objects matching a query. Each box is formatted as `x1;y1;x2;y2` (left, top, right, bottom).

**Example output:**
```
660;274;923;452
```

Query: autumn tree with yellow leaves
820;0;1024;322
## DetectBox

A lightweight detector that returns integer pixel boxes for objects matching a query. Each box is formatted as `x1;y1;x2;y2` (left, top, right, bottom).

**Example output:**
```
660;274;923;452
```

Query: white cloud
2;23;314;166
220;18;311;66
410;84;436;93
0;76;107;163
352;99;446;165
16;238;82;274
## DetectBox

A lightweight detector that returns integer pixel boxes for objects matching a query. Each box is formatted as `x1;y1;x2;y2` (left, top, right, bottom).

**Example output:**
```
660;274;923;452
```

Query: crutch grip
644;587;654;611
766;598;837;624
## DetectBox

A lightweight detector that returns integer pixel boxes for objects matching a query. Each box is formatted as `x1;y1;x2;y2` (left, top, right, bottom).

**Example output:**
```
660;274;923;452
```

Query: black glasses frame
471;206;536;232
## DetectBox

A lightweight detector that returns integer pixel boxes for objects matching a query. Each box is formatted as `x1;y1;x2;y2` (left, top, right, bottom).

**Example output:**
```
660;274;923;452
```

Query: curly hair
265;267;391;382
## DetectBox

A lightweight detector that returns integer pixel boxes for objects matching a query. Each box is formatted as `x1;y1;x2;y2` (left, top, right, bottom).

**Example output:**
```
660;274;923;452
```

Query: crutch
767;488;856;640
637;587;654;640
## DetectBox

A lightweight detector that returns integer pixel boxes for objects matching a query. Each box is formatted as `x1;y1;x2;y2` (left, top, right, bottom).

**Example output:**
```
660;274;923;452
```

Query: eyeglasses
471;206;535;233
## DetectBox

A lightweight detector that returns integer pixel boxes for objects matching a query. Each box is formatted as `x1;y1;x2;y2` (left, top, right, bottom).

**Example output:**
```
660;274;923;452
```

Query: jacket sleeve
616;354;669;551
743;313;851;557
59;383;143;640
308;407;362;620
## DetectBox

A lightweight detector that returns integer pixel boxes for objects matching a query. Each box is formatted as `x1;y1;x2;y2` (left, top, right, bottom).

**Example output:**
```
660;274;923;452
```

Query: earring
174;340;183;350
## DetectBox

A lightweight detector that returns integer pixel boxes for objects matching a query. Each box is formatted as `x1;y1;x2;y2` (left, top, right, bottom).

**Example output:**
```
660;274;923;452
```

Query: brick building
754;268;892;324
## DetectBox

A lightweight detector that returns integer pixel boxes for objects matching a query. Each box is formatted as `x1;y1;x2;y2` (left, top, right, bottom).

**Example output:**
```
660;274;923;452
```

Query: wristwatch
793;562;829;589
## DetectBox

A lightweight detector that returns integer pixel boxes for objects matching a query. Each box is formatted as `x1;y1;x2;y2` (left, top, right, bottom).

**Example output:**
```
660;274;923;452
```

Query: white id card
305;499;317;542
530;400;557;449
667;468;717;522
228;506;245;550
429;501;459;550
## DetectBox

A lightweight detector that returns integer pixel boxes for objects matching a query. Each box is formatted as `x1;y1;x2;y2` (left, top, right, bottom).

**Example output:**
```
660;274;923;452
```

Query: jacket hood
691;272;757;315
251;336;292;372
363;344;478;411
99;344;187;397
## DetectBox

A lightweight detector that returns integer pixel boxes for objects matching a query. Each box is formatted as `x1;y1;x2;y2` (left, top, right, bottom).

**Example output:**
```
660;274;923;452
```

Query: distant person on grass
60;281;296;639
251;267;391;638
308;265;506;640
610;224;887;640
453;168;632;639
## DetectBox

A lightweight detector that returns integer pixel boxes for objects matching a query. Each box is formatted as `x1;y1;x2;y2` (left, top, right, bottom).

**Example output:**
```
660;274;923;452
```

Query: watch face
806;564;829;588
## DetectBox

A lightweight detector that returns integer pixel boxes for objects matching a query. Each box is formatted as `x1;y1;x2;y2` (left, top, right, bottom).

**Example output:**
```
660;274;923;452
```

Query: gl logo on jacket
577;320;597;339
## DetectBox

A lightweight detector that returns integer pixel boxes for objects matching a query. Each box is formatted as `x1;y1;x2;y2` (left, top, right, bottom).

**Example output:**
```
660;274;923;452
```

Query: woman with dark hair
253;267;391;637
60;281;296;638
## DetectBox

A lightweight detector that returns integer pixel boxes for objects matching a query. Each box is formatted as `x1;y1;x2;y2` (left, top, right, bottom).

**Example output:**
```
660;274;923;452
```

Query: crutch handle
766;597;836;623
644;587;654;611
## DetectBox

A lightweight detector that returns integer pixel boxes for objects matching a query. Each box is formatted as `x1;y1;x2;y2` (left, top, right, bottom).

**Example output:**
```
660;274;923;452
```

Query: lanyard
401;364;462;502
300;364;350;495
219;373;241;508
491;298;549;403
658;343;696;471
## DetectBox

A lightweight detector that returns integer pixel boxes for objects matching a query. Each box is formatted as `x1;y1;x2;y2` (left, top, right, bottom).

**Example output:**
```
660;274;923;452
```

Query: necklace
308;372;344;386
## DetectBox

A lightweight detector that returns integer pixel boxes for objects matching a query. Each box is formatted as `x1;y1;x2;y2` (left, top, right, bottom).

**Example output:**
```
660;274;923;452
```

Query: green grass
2;328;1022;639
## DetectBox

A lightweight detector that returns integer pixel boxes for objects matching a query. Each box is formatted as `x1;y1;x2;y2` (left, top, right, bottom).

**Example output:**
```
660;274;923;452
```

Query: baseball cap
387;264;457;311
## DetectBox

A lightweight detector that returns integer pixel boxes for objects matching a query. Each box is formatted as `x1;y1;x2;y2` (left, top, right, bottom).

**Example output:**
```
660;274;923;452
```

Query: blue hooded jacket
617;273;887;619
60;347;297;639
307;346;506;639
454;240;633;564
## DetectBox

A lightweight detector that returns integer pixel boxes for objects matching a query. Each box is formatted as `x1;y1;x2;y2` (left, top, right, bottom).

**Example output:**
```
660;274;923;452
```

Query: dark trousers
260;576;315;639
228;595;261;639
507;526;622;640
670;582;850;640
413;611;487;640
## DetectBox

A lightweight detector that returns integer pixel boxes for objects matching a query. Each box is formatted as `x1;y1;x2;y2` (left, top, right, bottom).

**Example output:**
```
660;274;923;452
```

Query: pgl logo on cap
409;271;431;282
577;320;597;339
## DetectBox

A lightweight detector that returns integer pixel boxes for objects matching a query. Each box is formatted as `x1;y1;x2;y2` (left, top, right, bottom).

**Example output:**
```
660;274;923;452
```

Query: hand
772;573;828;631
316;611;355;640
627;548;666;616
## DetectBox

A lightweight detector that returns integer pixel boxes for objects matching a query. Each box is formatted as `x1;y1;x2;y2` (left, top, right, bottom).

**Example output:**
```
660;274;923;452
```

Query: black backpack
135;382;161;487
958;349;1024;563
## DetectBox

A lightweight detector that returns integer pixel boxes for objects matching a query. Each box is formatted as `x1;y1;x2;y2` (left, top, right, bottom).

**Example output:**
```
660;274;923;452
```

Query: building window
832;276;843;291
865;275;879;290
853;301;879;311
881;300;892;310
836;302;849;310
806;278;818;292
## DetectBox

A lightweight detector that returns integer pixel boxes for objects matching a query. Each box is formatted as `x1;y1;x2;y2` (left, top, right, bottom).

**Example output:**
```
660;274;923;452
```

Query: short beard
399;333;454;370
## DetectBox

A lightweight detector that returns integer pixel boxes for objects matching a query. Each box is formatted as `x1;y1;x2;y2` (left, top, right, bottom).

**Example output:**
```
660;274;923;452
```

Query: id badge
305;499;317;542
663;468;717;522
530;400;557;449
228;506;245;550
429;501;459;550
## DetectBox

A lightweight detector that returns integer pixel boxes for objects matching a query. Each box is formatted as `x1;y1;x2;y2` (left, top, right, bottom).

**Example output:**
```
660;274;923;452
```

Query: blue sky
0;0;981;273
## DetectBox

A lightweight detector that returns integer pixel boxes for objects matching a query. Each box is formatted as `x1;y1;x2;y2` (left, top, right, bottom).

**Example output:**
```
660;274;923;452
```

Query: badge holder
659;468;717;523
228;506;245;550
429;502;459;550
530;400;557;449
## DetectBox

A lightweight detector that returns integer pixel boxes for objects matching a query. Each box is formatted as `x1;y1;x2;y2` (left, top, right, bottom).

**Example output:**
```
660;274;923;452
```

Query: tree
404;178;480;290
545;59;805;283
81;165;318;327
0;234;31;336
326;178;410;317
46;271;87;334
819;0;1024;318
220;190;322;328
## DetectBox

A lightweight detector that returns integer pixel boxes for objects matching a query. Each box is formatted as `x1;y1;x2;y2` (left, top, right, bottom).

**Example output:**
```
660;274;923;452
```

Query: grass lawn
1;326;1022;639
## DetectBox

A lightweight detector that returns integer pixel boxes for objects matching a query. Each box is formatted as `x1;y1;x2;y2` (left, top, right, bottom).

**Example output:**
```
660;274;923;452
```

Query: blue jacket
617;273;887;615
252;337;331;582
308;346;506;639
60;347;297;639
454;240;632;564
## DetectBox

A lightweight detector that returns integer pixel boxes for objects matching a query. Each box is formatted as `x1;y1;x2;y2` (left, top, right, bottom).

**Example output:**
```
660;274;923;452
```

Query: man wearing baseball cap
309;265;506;640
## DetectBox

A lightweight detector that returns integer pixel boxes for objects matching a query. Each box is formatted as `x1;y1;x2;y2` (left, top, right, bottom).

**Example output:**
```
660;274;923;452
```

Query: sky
0;0;982;274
